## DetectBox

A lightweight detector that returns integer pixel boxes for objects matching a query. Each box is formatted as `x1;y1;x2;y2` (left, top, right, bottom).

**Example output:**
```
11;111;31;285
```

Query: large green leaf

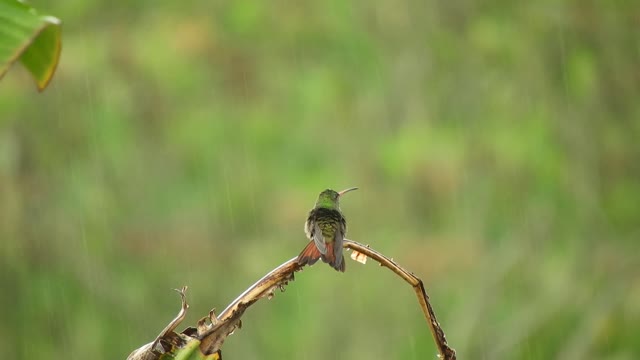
0;0;61;91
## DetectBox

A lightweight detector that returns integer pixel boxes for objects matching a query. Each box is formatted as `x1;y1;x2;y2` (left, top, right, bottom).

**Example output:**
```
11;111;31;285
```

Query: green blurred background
1;1;639;359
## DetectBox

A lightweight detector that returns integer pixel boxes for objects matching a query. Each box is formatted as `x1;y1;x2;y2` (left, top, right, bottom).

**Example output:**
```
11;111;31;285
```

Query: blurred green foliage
1;1;639;359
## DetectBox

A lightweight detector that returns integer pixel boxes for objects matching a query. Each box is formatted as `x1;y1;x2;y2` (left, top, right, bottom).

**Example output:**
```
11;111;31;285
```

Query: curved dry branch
198;256;302;353
198;240;456;359
344;239;457;360
127;240;455;360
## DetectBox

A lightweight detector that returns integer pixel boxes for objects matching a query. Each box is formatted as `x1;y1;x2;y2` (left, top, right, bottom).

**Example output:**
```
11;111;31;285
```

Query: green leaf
0;0;61;91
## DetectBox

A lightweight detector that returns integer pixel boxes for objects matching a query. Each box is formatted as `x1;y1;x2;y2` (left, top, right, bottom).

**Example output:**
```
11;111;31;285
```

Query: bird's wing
311;222;327;255
332;221;345;268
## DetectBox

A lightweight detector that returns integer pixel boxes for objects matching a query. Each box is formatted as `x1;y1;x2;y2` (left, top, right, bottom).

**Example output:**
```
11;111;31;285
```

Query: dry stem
128;240;456;360
197;239;456;359
343;239;456;360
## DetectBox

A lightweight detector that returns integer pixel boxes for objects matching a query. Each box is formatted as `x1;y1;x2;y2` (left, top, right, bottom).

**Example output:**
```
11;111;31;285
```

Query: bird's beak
338;187;358;196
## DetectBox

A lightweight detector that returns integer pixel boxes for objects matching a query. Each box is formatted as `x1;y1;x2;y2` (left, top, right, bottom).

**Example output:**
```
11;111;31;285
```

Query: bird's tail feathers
324;243;345;272
297;242;322;266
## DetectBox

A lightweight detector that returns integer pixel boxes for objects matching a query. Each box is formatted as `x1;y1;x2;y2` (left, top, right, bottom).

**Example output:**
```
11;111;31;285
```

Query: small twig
127;286;190;360
154;287;189;348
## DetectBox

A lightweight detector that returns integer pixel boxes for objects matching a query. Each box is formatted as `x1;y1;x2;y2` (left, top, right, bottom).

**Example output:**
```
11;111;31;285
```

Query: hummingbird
297;187;358;272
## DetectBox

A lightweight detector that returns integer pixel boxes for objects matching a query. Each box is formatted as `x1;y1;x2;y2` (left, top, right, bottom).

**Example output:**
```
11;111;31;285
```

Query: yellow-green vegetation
0;0;61;90
1;1;638;359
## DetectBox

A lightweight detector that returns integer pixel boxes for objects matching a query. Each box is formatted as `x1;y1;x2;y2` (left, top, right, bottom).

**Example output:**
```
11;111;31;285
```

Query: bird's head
315;187;358;210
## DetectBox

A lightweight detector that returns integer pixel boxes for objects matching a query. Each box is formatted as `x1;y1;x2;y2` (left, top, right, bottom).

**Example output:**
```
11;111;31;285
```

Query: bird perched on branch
297;187;358;272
